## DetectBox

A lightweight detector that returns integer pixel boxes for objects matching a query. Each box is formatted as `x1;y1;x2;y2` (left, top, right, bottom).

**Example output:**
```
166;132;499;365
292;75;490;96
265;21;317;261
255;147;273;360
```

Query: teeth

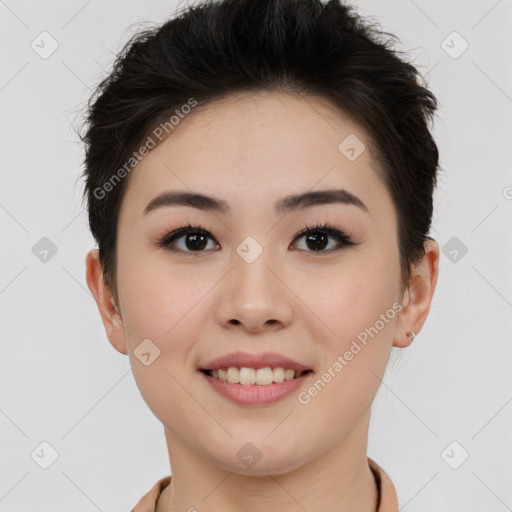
207;366;307;385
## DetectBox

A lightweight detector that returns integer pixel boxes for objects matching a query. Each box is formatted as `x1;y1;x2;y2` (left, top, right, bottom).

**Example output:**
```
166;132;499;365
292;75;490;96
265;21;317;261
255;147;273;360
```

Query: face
88;91;432;475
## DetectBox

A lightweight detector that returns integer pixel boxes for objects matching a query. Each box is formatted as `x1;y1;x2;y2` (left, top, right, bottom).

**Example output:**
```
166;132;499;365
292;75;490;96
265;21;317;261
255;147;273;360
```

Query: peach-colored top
131;457;398;512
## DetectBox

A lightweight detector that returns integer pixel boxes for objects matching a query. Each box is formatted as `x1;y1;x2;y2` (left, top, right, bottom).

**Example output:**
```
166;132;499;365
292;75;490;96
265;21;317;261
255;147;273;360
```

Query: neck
157;410;378;512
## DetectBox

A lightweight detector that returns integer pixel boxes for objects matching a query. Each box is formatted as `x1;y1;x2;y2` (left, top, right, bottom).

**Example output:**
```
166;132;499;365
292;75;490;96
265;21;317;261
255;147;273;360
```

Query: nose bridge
233;236;280;302
236;246;274;292
215;236;293;330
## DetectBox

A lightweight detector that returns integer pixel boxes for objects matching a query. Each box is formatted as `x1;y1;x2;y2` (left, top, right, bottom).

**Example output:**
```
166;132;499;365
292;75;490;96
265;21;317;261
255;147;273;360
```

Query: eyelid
155;221;358;253
290;222;357;251
154;223;219;252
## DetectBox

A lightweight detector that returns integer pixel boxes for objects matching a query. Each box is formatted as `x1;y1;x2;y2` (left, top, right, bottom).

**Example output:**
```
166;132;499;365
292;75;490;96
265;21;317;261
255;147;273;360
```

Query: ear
85;249;128;355
394;238;440;348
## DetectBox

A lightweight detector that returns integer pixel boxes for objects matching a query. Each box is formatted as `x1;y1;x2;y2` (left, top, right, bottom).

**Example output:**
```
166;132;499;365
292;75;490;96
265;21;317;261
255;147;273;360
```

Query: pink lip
199;370;313;406
200;351;312;372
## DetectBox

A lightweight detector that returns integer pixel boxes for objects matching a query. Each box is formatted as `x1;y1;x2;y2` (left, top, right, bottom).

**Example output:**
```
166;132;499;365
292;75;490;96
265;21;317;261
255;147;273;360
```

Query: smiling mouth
200;367;313;385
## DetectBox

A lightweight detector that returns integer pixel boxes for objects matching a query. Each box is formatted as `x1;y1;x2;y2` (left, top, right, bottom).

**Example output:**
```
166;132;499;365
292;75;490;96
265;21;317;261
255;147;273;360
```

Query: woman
81;0;440;510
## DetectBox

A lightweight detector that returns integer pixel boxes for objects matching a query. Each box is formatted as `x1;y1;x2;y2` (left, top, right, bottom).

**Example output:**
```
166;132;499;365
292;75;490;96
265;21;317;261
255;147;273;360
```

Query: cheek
296;259;399;342
294;253;400;415
117;250;208;343
296;271;398;436
117;259;212;423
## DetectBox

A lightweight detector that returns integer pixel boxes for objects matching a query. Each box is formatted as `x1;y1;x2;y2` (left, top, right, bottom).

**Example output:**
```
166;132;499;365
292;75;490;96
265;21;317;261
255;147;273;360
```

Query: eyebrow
143;188;369;216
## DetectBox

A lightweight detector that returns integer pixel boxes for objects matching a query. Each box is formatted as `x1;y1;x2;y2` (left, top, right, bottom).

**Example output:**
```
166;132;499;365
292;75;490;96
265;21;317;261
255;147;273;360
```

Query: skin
86;90;439;512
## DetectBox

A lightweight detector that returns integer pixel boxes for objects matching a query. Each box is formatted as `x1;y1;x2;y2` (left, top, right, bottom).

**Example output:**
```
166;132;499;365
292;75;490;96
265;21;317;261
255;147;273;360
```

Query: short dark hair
80;0;441;304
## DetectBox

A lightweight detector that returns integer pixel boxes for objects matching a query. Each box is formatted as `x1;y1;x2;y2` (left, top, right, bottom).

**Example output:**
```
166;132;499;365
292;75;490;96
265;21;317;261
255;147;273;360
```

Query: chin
207;440;310;477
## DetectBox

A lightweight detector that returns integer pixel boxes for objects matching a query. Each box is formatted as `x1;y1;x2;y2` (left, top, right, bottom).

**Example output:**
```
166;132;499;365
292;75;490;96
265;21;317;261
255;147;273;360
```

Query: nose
214;248;293;334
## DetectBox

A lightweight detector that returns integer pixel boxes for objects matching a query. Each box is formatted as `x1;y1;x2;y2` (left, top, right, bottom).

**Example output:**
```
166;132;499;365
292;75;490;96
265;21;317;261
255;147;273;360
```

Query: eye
156;223;219;253
155;222;357;254
291;222;356;252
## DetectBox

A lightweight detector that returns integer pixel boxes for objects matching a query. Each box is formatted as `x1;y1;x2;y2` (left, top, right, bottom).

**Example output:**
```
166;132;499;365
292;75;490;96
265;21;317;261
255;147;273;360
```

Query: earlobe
85;249;129;355
393;239;440;349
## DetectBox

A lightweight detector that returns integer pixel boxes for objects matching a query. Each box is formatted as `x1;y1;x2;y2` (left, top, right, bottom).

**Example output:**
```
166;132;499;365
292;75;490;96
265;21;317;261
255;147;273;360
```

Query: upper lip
200;351;312;372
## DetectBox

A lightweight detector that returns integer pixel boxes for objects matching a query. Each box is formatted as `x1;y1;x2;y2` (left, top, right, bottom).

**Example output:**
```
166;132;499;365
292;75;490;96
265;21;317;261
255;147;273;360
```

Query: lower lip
199;370;313;406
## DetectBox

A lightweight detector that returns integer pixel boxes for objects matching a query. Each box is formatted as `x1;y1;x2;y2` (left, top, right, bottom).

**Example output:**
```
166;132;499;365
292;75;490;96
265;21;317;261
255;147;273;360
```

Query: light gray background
1;0;511;510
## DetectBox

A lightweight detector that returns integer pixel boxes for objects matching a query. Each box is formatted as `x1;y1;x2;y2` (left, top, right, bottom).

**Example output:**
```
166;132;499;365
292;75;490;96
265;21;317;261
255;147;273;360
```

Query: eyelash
155;221;357;255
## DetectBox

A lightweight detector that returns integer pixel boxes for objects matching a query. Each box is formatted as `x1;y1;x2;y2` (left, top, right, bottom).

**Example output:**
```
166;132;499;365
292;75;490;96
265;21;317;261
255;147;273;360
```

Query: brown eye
181;232;209;250
157;225;220;253
302;232;330;251
291;223;356;252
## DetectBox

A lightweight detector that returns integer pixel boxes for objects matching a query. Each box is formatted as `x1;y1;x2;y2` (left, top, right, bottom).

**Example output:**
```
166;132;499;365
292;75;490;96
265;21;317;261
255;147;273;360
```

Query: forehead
120;91;391;221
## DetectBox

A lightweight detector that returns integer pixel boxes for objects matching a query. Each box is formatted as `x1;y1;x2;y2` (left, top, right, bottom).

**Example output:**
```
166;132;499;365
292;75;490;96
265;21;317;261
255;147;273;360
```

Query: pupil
307;233;327;250
186;233;207;250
